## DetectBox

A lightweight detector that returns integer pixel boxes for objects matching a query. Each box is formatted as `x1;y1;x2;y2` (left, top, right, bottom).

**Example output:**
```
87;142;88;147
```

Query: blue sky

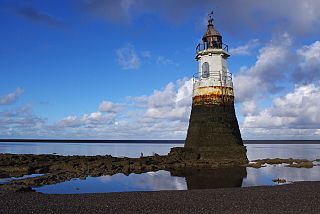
1;0;320;139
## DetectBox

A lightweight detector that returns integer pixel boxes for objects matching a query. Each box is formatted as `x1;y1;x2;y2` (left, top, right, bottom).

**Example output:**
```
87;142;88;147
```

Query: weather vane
208;11;214;22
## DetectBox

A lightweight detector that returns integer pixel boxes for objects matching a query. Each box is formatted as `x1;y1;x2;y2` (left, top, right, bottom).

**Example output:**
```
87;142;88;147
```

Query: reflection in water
34;171;187;194
34;168;247;194
169;167;247;189
242;165;320;187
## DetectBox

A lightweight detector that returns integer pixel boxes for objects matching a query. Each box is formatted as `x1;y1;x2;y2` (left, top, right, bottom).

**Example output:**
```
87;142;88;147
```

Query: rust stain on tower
184;13;248;164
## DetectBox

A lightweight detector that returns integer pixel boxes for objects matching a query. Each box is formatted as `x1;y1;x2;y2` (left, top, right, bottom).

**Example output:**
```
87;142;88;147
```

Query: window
202;62;209;78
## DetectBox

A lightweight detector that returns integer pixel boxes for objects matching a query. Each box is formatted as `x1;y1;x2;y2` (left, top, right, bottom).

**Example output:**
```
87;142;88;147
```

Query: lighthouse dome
202;18;221;40
195;13;229;55
201;17;222;49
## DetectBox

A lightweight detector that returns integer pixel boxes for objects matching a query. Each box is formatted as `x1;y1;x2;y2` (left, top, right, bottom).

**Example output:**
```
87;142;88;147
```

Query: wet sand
0;182;320;213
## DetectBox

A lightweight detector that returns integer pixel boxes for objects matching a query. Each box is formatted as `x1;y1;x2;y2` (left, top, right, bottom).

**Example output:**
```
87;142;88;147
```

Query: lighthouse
184;13;247;164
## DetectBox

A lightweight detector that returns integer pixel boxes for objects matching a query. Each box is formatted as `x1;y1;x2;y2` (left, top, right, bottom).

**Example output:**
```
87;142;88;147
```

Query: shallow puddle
33;164;320;194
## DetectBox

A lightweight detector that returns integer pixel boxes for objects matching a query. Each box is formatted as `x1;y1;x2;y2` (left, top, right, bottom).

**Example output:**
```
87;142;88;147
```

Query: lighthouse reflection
169;167;247;189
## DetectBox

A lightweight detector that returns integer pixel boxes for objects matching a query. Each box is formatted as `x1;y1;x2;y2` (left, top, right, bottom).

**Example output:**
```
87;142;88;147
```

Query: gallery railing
196;42;229;53
193;71;233;88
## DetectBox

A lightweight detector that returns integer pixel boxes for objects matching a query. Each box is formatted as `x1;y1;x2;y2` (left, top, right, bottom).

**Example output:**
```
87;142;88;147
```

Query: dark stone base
168;147;248;166
184;103;247;163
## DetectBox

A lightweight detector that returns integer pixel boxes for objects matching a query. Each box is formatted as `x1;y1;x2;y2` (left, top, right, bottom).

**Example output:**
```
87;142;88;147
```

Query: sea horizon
0;139;320;144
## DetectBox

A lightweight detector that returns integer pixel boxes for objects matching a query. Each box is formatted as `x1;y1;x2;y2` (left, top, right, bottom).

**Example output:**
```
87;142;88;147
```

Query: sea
0;140;320;194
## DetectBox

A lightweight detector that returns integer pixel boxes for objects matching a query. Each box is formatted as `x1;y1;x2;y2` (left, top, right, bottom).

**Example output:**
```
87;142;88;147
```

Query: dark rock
247;158;315;168
272;178;287;183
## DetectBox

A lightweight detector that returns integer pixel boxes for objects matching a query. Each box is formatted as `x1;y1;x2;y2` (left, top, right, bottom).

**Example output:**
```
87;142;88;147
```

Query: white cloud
57;111;116;128
99;101;123;113
0;106;46;137
134;78;192;121
240;100;260;116
230;39;259;56
294;40;320;83
116;44;140;70
297;41;320;61
55;101;123;129
234;33;292;103
83;111;113;125
156;56;178;66
233;70;260;103
241;83;320;139
56;116;82;128
0;87;24;105
134;83;175;108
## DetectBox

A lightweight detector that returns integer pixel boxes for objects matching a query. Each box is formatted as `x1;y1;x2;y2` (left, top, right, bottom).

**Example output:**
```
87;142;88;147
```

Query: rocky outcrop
246;158;315;168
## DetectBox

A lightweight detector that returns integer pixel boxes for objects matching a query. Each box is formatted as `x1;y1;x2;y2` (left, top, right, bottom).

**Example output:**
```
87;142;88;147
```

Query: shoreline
1;181;320;213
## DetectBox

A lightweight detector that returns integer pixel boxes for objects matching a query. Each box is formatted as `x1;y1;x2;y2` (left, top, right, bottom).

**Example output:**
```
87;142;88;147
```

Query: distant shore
0;139;320;144
1;182;320;213
0;139;184;144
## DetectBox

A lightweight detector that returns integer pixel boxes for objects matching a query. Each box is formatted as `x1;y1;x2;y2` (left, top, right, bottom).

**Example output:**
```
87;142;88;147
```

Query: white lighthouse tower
184;13;247;163
193;13;233;105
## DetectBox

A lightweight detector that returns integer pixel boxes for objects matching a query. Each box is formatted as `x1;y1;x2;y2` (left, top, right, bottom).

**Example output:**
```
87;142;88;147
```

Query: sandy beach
1;181;320;213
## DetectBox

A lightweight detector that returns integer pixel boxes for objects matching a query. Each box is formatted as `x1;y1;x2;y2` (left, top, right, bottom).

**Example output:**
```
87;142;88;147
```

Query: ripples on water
1;141;320;194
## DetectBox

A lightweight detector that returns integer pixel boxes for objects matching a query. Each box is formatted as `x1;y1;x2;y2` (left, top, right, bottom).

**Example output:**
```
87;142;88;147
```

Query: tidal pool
33;164;320;194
